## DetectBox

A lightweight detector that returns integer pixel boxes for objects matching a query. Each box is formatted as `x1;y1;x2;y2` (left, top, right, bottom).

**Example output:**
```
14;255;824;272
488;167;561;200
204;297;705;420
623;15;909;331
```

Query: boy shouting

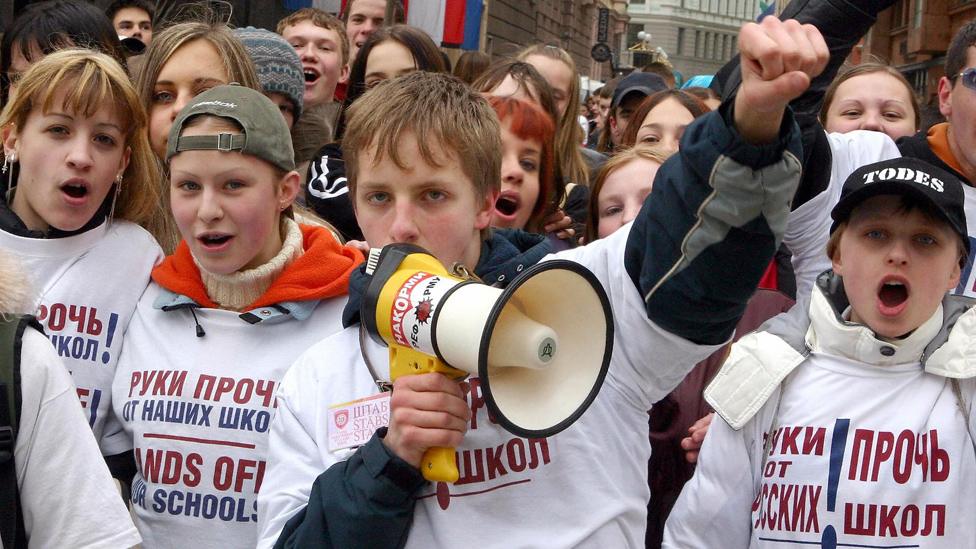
666;157;976;547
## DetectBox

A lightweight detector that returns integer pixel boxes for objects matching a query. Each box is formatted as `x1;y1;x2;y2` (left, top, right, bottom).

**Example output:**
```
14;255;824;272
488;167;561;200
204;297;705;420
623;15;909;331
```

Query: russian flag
405;0;483;50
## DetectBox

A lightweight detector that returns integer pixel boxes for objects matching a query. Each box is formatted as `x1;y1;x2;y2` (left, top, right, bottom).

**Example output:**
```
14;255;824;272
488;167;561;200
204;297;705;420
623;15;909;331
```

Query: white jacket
664;274;976;548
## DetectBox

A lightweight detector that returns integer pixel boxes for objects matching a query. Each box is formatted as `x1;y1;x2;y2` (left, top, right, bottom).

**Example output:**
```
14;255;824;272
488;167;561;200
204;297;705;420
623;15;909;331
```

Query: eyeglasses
953;67;976;91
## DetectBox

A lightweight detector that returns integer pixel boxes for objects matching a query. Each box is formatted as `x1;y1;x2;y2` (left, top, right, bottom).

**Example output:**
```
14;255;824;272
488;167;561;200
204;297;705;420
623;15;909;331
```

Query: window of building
627;23;644;46
891;0;909;28
677;28;685;55
905;68;927;97
694;29;702;57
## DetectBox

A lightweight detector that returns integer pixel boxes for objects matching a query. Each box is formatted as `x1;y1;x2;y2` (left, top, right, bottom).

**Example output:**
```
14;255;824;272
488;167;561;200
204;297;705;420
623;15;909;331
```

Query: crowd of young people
1;0;975;548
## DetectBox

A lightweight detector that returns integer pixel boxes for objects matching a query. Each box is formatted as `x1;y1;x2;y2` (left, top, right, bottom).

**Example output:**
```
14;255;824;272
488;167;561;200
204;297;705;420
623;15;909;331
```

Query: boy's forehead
349;0;386;17
283;21;341;42
361;131;458;167
116;7;151;21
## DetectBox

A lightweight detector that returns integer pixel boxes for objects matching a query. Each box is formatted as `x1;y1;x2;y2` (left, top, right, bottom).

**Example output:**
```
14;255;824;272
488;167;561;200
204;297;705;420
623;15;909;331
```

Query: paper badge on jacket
328;393;391;452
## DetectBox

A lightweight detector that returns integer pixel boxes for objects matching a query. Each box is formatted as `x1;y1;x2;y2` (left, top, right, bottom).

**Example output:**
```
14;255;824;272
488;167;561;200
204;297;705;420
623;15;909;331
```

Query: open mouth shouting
197;231;234;252
60;179;91;206
493;191;522;225
303;66;320;89
877;276;910;317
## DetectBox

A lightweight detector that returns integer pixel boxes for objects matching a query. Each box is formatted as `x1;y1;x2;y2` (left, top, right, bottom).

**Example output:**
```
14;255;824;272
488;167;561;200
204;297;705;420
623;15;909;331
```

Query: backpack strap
0;314;40;549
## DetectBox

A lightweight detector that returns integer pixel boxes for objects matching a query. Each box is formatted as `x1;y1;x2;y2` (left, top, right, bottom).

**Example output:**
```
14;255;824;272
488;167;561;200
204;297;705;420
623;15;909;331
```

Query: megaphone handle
421;447;459;483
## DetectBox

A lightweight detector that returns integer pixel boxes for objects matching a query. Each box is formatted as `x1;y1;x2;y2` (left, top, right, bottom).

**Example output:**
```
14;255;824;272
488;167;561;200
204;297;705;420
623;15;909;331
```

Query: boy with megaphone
257;17;828;549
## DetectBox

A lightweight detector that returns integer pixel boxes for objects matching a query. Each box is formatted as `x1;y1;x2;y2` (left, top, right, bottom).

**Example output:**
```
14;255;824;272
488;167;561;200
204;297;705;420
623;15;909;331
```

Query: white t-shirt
666;358;976;548
113;283;348;549
0;221;161;455
257;223;723;548
15;326;141;549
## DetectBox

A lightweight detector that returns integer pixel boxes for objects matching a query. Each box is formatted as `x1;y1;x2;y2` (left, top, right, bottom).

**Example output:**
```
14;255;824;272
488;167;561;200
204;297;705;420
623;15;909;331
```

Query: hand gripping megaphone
362;243;613;483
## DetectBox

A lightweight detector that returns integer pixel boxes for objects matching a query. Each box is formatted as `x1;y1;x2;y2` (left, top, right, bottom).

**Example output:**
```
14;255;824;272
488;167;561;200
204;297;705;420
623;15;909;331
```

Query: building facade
862;0;976;123
484;0;630;82
625;0;762;83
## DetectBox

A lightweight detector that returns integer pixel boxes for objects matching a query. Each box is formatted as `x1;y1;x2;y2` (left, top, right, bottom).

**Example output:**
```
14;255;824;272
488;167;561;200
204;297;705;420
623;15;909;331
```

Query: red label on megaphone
388;271;457;355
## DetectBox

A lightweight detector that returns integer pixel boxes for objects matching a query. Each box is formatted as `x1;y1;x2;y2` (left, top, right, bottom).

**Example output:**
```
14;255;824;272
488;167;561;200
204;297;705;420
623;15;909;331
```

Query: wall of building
485;0;629;82
863;0;976;126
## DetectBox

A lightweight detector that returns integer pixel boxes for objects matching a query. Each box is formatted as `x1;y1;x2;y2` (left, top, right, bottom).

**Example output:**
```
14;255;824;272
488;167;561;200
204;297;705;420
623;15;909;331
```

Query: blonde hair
1;48;164;234
343;71;501;202
517;45;588;187
585;144;671;243
135;21;260;131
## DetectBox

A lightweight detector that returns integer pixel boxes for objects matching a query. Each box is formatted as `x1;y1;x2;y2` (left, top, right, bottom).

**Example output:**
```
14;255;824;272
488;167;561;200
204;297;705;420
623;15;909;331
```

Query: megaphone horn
362;244;613;481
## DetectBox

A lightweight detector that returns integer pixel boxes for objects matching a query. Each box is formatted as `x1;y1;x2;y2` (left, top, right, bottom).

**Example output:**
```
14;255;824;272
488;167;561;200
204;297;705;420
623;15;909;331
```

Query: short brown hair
946;21;976;81
453;51;490;85
276;8;350;66
343;71;500;202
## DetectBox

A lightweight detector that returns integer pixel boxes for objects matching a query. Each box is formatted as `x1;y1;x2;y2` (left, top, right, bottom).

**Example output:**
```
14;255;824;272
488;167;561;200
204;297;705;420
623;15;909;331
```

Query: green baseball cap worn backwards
166;84;296;172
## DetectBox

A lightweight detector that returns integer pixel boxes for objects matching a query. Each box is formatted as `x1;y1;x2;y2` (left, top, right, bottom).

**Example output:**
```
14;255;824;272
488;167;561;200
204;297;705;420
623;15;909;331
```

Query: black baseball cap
830;157;969;255
611;72;666;110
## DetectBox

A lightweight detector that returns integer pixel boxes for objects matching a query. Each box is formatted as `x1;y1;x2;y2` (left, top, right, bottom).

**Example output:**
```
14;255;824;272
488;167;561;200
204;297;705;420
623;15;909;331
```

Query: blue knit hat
234;26;304;121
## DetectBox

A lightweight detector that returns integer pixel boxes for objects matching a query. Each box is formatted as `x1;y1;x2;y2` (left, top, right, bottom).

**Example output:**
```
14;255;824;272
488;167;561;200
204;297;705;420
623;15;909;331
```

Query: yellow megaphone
361;243;613;483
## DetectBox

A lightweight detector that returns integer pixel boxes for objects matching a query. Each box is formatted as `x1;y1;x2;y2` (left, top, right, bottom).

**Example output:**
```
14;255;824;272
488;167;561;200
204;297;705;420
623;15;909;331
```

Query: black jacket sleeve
712;0;899;207
625;102;802;345
274;429;425;549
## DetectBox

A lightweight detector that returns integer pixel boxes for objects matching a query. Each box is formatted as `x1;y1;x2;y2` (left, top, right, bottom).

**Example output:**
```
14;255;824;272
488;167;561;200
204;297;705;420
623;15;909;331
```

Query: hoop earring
107;174;122;229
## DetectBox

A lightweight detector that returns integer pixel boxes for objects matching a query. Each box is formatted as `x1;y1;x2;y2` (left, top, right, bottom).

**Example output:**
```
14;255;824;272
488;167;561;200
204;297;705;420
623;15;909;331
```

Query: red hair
488;95;556;230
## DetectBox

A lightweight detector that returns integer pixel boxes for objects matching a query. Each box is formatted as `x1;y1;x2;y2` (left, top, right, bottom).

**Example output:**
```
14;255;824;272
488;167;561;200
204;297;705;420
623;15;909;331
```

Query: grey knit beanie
234;26;304;121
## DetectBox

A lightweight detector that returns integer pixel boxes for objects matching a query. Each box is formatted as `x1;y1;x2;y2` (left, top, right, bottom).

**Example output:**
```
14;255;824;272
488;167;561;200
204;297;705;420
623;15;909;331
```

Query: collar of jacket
340;229;553;328
706;271;976;430
152;223;362;315
0;187;112;239
152;289;319;324
809;270;976;376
